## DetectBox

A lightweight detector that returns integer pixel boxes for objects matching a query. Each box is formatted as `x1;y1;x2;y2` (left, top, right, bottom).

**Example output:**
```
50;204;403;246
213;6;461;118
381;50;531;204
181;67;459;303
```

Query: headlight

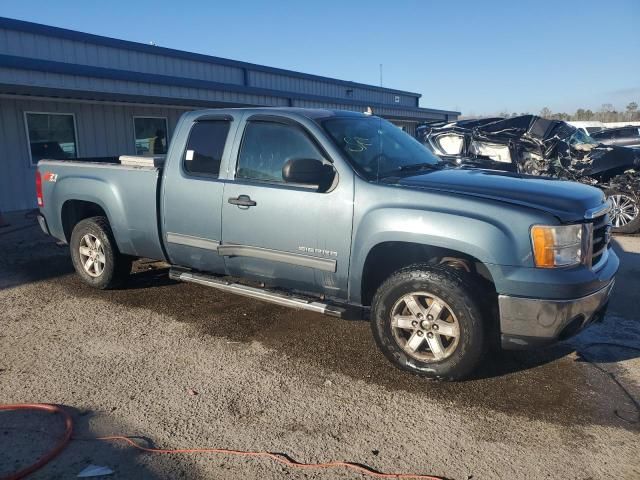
531;224;589;268
435;134;464;155
469;141;511;163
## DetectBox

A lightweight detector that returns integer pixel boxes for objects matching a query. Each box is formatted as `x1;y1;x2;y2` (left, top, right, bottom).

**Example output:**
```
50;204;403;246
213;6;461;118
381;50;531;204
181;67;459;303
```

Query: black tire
604;188;640;234
371;265;485;381
69;216;131;289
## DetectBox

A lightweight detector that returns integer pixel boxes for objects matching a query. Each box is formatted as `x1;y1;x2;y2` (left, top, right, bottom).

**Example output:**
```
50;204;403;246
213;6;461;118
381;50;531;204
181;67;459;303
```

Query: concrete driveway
1;212;638;479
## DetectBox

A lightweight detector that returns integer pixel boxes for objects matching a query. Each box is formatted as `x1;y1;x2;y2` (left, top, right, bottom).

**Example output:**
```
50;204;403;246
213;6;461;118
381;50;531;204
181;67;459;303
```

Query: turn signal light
531;224;584;268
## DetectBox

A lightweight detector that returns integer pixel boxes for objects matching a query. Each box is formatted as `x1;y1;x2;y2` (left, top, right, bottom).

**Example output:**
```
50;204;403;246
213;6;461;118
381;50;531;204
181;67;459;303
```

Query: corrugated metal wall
0;24;420;107
0;66;291;108
0;28;246;85
389;121;418;136
248;70;416;107
0;96;190;211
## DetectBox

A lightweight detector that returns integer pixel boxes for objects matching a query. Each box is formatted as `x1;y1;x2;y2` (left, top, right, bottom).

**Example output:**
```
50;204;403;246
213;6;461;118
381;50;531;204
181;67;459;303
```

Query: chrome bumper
499;280;614;349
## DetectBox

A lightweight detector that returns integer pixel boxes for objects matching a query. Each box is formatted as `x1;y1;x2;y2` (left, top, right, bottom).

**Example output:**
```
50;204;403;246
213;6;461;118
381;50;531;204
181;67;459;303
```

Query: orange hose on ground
1;403;444;480
95;435;445;480
0;404;73;480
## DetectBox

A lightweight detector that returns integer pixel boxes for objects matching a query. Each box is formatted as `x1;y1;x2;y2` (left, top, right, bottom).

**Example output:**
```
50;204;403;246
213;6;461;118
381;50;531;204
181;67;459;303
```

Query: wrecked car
417;115;640;233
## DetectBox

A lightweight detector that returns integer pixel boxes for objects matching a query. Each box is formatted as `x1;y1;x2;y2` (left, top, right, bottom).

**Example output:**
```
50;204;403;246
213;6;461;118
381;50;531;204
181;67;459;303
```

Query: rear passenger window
237;121;324;183
184;121;230;177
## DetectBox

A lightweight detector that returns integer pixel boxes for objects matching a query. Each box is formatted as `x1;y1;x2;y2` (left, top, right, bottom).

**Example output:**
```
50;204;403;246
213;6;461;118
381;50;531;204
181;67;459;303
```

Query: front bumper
499;279;615;349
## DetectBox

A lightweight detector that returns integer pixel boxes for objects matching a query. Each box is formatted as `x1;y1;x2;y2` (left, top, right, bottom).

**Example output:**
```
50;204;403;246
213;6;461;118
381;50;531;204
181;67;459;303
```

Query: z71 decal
43;172;58;182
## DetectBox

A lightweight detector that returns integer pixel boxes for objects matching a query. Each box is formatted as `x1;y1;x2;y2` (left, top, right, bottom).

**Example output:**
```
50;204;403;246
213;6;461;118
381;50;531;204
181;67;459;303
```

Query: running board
169;268;346;318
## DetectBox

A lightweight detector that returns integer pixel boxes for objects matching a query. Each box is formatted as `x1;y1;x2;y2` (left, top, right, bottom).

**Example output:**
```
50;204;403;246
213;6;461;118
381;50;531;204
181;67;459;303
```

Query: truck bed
38;157;166;261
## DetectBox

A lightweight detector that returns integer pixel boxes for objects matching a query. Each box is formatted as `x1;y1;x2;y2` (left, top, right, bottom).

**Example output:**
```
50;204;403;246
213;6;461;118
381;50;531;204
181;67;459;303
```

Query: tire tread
70;216;131;289
371;263;485;381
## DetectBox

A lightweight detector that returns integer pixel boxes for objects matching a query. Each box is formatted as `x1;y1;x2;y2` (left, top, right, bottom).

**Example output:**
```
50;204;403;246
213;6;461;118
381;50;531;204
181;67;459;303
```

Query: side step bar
169;268;346;318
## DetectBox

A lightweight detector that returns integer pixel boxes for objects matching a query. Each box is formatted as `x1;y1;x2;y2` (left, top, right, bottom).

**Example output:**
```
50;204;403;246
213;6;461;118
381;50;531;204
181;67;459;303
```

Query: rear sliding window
183;121;230;177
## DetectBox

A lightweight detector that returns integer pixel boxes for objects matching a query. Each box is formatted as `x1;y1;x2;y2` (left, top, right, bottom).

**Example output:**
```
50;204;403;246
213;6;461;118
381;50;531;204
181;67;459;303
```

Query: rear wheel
70;216;131;289
605;188;640;234
370;265;485;381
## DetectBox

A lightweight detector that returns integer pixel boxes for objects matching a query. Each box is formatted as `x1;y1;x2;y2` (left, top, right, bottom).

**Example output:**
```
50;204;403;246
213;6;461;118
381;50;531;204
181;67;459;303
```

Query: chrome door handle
228;195;257;207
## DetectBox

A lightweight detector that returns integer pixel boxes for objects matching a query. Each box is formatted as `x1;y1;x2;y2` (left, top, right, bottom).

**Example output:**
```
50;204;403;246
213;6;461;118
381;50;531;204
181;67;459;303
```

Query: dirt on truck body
418;115;640;233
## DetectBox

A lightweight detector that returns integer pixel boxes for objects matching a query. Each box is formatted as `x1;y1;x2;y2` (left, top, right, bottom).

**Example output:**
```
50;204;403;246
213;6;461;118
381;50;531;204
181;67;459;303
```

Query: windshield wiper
377;162;443;179
398;162;442;172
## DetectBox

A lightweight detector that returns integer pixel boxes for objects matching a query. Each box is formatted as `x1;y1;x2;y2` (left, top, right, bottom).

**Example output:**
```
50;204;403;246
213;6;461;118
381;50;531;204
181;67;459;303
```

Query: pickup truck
36;107;618;380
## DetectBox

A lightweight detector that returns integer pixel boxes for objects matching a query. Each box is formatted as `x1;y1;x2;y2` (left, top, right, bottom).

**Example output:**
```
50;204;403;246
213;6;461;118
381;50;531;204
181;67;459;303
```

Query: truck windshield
322;116;441;179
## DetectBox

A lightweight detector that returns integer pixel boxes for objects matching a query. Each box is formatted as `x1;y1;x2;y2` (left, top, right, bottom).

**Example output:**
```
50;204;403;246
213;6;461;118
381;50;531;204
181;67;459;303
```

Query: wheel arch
361;241;502;356
61;200;109;243
358;240;497;307
52;176;134;254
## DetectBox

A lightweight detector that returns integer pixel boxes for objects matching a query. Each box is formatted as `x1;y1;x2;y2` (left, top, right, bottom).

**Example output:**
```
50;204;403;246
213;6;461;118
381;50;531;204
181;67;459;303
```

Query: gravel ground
1;212;639;480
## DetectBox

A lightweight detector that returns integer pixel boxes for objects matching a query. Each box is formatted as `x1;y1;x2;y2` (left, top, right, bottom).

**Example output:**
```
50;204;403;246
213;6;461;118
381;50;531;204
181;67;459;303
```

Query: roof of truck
190;107;373;120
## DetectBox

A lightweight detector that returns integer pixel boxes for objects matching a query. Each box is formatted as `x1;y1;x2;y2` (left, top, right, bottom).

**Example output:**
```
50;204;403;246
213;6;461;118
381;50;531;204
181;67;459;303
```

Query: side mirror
282;158;333;186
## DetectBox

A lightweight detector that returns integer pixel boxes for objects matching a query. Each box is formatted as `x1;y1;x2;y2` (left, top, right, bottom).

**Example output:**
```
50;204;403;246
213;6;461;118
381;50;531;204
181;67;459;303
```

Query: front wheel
371;265;485;381
70;216;131;289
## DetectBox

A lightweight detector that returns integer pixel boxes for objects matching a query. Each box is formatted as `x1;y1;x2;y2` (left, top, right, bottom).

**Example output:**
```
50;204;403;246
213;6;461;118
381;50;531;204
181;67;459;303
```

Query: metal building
0;16;459;212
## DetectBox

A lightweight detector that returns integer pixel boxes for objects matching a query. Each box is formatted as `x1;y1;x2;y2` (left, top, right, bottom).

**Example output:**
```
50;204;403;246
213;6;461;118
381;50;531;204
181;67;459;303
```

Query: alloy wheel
390;292;460;362
78;233;106;277
609;194;639;228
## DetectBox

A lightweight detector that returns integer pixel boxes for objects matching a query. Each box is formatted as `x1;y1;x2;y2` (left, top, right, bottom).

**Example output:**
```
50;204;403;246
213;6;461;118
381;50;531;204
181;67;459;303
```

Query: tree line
495;102;639;122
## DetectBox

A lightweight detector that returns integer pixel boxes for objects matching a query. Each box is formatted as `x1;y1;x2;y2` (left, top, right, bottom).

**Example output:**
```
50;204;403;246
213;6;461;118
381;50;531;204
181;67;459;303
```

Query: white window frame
132;116;169;155
23;111;79;167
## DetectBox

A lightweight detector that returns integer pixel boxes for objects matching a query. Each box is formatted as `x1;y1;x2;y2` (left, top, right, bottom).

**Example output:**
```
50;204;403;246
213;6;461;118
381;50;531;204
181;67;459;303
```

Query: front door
221;117;353;298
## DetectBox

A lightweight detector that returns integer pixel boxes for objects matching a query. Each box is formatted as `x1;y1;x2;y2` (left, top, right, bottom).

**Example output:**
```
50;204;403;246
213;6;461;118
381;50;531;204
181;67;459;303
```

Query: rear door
220;115;354;298
162;113;238;272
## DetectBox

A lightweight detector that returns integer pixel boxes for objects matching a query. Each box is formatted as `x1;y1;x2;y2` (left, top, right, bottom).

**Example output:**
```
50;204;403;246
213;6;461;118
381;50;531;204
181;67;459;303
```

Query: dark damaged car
417;115;640;233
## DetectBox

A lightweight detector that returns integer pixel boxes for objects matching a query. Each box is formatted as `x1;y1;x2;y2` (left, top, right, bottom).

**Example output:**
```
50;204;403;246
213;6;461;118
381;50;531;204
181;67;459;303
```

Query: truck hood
387;168;605;222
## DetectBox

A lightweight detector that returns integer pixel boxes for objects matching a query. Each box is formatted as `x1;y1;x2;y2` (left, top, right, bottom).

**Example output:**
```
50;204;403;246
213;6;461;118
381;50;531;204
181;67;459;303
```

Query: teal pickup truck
36;108;618;380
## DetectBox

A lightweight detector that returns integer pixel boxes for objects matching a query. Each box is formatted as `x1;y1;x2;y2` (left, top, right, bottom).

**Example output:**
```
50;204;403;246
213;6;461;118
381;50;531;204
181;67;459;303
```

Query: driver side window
237;121;324;183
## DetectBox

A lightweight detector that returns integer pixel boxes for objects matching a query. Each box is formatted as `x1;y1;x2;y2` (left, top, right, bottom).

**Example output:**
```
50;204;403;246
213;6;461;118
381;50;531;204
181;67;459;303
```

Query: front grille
591;212;611;267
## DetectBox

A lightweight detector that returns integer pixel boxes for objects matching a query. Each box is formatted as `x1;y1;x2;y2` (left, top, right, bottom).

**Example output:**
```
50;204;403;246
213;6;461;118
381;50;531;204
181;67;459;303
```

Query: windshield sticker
344;137;372;152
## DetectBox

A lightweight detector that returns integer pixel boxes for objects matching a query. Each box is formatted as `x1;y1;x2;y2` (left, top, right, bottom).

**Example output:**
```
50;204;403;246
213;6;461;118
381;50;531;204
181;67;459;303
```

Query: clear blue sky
2;0;639;115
